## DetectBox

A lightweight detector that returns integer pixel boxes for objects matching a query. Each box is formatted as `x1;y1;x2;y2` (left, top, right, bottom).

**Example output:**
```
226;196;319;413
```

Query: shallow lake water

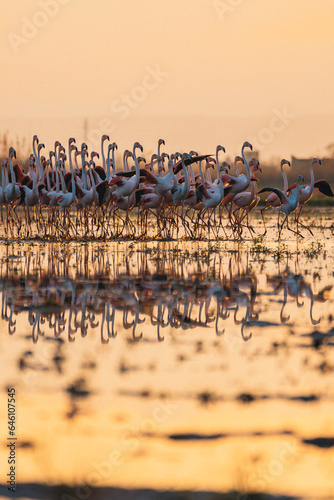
1;209;334;500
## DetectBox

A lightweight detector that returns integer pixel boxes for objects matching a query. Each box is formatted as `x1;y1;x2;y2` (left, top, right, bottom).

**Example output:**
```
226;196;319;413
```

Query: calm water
1;211;334;500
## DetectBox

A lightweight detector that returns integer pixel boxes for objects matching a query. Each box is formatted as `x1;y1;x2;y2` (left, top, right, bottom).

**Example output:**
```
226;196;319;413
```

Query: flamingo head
60;153;67;162
235;155;244;164
312;157;322;165
49;151;55;159
158;138;165;146
281;159;291;167
112;142;118;150
70;144;78;152
205;161;215;170
38;143;45;152
133;141;143;153
33;134;39;144
242;141;253;151
137;156;146;164
91;151;99;160
216;145;226;154
69;137;76;145
249;158;262;173
9;147;16;159
162;152;169;161
297;175;305;184
220;161;230;171
189;150;198;157
182;152;192;160
102;134;110;142
81;142;88;151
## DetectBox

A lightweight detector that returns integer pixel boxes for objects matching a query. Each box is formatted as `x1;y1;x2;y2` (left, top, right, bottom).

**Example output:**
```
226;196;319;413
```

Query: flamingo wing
173;154;211;174
109;176;125;187
258;187;288;205
314;179;334;197
140;169;158;185
114;170;136;178
95;180;109;206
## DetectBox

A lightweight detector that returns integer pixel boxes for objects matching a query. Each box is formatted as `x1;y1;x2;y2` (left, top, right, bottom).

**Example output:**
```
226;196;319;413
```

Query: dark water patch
66;378;91;399
302;437;334;448
118;389;327;405
237;393;257;403
247;321;282;328
169;433;225;441
166;430;294;441
0;483;300;499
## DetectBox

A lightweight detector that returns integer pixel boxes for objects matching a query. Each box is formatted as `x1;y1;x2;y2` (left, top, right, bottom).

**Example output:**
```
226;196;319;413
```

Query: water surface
1;211;334;499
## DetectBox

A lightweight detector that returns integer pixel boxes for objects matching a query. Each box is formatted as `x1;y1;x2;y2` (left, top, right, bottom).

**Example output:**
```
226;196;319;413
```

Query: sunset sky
2;0;334;160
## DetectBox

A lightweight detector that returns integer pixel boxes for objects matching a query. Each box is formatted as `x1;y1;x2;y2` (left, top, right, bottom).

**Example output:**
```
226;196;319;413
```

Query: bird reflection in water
0;243;331;343
266;268;332;325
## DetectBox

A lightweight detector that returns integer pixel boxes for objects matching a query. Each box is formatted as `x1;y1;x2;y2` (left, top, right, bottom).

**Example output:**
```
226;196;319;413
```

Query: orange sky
2;0;334;159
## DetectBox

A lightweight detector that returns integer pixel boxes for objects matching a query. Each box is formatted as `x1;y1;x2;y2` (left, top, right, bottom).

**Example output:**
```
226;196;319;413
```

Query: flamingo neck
55;164;60;193
33;139;42;181
72;172;76;196
309;159;316;190
46;162;51;191
8;155;15;184
182;161;190;198
81;151;88;190
111;148;116;175
68;144;73;174
132;146;140;188
281;163;288;192
38;151;44;180
241;145;251;185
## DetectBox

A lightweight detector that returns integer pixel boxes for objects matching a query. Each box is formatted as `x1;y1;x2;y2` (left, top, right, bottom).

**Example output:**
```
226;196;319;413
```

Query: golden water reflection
1;231;334;498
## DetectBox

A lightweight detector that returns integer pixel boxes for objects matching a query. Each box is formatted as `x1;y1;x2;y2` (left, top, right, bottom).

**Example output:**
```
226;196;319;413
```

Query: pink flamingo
4;148;20;204
288;158;333;235
258;174;305;239
261;159;291;235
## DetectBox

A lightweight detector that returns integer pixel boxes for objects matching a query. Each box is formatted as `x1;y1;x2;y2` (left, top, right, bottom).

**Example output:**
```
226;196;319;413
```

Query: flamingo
32;135;44;182
4;148;20;204
261;159;291;235
232;174;260;237
111;142;143;200
288;158;333;235
222;142;253;205
100;134;110;173
258;174;305;239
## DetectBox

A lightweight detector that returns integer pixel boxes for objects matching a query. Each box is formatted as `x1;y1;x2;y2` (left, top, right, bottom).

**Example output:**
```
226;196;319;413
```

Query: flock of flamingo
1;135;333;240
